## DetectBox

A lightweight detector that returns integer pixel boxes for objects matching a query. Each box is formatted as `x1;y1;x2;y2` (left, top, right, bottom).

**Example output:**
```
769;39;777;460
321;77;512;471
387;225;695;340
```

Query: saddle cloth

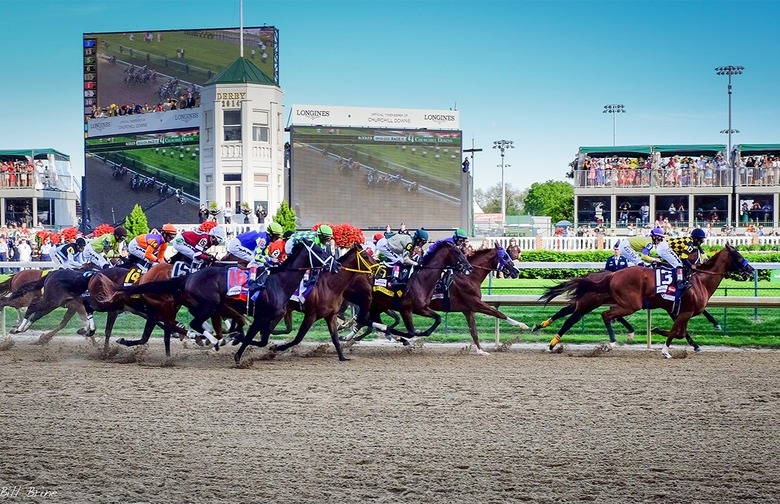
226;267;250;297
654;266;676;302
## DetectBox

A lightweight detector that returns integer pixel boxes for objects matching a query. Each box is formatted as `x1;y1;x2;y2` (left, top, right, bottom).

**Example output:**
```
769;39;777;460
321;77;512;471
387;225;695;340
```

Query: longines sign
291;105;459;130
87;109;201;138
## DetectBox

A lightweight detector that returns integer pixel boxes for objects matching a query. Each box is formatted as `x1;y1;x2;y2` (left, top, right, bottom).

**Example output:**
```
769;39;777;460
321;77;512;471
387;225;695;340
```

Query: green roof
736;144;780;154
579;145;652;157
651;144;725;156
0;148;69;161
206;57;276;86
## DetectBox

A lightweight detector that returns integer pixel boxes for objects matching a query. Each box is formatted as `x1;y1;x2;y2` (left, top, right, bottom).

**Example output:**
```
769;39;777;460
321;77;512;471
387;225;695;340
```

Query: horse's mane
696;246;729;273
420;240;454;266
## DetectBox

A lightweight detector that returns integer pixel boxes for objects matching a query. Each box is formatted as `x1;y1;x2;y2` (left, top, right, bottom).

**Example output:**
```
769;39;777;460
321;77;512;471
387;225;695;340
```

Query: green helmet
413;228;429;243
267;222;283;236
318;224;333;239
453;228;468;239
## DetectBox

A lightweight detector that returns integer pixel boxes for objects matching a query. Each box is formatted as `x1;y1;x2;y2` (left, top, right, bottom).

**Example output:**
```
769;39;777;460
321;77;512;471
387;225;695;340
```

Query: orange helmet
162;223;177;234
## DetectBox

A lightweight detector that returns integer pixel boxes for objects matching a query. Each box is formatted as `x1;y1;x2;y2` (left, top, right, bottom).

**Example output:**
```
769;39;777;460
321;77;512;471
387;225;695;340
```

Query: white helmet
208;225;227;244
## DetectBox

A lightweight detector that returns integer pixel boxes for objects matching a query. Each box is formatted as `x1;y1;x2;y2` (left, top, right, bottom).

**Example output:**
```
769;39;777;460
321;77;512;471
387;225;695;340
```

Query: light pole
603;104;625;146
716;65;744;226
463;140;482;235
493;140;514;229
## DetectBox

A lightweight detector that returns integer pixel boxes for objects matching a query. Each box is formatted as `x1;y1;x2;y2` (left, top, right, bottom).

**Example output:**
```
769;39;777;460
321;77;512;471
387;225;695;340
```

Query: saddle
372;265;403;297
431;268;456;301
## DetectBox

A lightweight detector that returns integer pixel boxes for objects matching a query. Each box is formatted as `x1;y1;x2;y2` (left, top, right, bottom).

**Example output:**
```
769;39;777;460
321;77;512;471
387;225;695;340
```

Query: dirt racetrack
1;336;779;503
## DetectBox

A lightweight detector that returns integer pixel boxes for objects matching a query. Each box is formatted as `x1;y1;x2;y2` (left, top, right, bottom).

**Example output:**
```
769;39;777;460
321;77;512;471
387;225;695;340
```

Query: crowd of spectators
575;152;730;188
89;91;199;119
735;155;780;186
0;161;37;188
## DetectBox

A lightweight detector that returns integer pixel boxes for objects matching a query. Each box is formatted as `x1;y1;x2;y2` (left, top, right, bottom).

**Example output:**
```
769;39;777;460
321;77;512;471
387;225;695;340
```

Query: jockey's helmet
413;228;429;244
650;227;665;239
208;225;227;244
267;221;283;237
162;223;177;234
373;233;383;243
76;237;87;249
690;228;706;243
453;228;468;240
113;225;128;240
318;224;334;240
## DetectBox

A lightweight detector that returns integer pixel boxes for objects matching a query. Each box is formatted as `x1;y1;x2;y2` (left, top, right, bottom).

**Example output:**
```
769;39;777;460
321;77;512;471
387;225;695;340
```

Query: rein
341;250;381;275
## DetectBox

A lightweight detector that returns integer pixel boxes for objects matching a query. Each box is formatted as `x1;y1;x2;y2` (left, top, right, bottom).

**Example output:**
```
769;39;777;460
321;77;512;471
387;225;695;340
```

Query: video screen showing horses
82;27;277;120
290;126;463;229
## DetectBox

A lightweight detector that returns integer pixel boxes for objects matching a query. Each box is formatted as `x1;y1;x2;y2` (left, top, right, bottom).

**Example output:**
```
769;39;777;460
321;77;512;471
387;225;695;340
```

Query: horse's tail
0;275;14;296
124;276;188;297
5;277;46;301
539;271;614;305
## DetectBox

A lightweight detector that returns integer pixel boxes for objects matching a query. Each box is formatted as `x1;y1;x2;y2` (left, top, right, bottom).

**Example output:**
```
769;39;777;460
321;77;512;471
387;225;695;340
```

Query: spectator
0;234;7;273
198;204;208;223
255;205;267;223
223;202;233;225
17;238;32;268
39;238;53;262
506;238;522;268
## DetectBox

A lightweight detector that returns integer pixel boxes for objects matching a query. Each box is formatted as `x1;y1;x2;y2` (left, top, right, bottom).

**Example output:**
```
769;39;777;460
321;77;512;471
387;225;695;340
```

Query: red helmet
373;233;383;242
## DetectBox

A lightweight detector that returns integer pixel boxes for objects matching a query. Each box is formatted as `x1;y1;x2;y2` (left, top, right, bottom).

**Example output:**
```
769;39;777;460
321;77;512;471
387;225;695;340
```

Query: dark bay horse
268;246;379;360
356;241;473;344
0;269;49;330
91;263;191;357
538;244;753;358
234;241;339;365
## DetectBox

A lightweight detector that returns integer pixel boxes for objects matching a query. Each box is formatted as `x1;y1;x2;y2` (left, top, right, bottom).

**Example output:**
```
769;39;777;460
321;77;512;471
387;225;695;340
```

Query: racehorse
91;263;191;357
537;244;753;358
531;249;723;346
357;241;473;344
0;269;48;330
268;246;380;360
343;244;527;355
233;240;339;365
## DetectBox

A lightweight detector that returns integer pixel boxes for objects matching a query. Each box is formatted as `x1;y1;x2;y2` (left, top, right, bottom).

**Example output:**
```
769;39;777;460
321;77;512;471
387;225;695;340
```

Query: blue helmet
650;227;665;238
691;228;706;241
413;228;429;243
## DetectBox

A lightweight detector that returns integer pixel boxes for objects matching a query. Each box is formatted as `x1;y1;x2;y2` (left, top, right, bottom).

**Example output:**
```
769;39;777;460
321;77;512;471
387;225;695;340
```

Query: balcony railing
573;167;737;189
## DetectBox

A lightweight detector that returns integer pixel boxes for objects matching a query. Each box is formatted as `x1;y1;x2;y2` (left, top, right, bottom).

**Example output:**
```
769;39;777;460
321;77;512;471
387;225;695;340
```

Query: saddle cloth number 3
655;268;674;295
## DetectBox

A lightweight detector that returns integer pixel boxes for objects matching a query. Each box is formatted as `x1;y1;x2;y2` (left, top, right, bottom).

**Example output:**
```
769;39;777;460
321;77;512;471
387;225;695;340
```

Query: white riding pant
617;240;645;266
226;238;254;263
655;240;683;268
82;244;109;268
127;241;151;262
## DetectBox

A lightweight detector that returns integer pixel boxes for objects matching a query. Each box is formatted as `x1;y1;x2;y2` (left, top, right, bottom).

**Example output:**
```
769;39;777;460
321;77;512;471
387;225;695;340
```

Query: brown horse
345;244;527;354
538;244;754;358
356;241;473;344
269;246;380;360
90;263;192;356
0;270;49;330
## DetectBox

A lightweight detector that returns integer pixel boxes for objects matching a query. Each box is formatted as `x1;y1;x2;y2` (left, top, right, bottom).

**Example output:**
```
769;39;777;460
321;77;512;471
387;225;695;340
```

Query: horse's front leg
661;312;694;359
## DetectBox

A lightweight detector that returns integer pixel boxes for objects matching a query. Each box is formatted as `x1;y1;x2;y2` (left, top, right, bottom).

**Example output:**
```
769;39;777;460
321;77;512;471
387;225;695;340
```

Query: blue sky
1;0;778;194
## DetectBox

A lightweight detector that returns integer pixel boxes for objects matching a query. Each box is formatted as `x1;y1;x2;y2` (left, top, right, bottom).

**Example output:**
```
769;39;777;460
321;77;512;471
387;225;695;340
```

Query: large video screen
82;27;277;122
290;126;463;229
85;129;200;197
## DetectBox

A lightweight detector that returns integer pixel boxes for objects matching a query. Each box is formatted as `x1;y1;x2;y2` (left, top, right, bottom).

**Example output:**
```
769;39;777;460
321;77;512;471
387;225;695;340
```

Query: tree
124;204;149;238
274;201;297;234
475;183;526;215
523;180;574;223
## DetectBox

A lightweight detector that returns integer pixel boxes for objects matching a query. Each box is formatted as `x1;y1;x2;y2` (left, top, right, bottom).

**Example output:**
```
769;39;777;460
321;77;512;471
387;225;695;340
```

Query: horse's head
287;240;340;274
725;243;754;280
423;241;472;275
494;244;520;279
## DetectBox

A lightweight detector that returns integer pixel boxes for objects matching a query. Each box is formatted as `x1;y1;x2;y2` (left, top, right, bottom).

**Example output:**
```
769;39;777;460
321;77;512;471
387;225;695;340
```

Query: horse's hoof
530;324;541;333
661;348;672;359
626;332;635;343
77;328;87;335
609;341;617;349
694;346;702;353
117;337;126;345
715;325;723;331
399;337;411;347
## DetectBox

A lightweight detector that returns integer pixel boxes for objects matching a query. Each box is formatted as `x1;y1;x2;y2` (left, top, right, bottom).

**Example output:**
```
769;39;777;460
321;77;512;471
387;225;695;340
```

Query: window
252;124;269;142
223;173;242;182
223;110;241;141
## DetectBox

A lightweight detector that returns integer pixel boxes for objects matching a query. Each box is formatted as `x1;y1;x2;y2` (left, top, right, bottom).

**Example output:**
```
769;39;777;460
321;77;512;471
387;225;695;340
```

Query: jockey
171;225;226;270
52;237;87;269
126;223;177;270
616;232;660;267
83;225;128;269
226;222;283;264
377;228;429;280
247;222;287;290
284;224;334;256
425;228;468;256
665;227;707;288
366;232;384;256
